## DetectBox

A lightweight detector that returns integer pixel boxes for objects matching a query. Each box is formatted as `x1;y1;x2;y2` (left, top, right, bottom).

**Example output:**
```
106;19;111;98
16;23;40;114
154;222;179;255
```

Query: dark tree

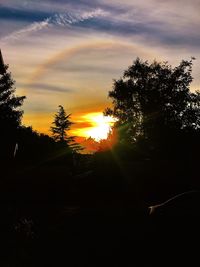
105;57;200;157
17;126;56;162
0;50;25;159
50;105;73;143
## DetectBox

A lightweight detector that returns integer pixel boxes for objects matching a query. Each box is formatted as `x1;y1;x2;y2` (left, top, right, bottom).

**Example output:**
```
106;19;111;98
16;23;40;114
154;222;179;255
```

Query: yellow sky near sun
71;112;116;141
23;110;116;141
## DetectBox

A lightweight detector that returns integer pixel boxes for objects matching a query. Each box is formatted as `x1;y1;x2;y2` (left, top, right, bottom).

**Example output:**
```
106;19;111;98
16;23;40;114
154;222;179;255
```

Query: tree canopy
105;58;200;157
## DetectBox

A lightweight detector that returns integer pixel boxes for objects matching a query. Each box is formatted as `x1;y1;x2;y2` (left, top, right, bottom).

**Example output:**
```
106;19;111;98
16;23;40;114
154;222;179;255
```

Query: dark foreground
0;154;200;266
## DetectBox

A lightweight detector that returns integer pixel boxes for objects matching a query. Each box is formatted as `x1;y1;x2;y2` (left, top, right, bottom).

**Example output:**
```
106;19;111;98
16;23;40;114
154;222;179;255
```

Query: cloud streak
19;82;73;93
1;19;50;43
1;8;108;44
52;8;108;26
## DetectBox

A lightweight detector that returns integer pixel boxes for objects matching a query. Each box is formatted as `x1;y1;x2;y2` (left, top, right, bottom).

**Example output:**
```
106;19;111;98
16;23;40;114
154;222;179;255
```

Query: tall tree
105;57;200;156
0;50;25;158
50;105;73;143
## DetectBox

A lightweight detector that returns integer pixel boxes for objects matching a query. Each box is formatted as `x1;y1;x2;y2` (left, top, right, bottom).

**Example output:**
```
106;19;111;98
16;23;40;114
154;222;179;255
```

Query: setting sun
72;112;116;141
84;113;116;141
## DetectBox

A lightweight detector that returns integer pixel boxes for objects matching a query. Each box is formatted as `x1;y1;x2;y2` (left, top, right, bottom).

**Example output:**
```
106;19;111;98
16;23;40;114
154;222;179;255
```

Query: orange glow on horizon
71;112;117;141
23;111;116;140
22;110;118;152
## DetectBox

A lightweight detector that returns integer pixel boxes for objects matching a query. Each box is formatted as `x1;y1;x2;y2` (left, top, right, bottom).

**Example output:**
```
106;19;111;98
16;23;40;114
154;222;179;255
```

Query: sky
1;0;200;142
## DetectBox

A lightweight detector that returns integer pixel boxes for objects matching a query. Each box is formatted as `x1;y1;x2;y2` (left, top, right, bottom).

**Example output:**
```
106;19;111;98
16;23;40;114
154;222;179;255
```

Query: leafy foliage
105;58;200;156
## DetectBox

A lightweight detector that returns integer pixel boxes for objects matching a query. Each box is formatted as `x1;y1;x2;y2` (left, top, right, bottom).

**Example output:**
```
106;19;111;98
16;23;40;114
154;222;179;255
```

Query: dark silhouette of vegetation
105;57;200;158
0;50;25;160
50;105;83;154
17;126;59;162
51;105;73;143
0;51;200;266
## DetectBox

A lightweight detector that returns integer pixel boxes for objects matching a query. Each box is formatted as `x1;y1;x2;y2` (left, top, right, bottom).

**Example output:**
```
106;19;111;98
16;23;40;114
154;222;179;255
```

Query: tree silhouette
105;57;200;156
17;126;57;162
50;105;73;143
0;50;25;159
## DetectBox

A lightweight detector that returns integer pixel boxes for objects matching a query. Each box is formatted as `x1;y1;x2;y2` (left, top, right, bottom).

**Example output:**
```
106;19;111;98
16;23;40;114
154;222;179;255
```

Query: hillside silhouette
0;52;200;266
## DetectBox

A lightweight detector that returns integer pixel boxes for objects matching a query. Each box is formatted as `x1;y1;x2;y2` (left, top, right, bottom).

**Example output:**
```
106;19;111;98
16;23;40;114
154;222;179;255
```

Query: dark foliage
17;126;59;162
50;105;73;143
106;58;200;158
0;64;25;160
51;105;83;153
0;54;200;266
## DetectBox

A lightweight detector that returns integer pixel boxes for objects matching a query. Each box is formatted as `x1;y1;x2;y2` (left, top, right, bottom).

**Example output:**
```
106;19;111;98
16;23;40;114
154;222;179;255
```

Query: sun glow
73;112;116;141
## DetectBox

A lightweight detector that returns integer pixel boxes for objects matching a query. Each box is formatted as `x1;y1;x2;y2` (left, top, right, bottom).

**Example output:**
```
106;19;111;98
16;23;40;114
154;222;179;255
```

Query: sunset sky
1;0;200;141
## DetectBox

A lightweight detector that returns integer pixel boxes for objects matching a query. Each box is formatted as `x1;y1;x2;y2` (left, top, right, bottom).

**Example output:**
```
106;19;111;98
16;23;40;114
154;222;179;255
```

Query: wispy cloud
19;82;73;93
1;8;108;44
1;19;50;43
52;8;108;26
